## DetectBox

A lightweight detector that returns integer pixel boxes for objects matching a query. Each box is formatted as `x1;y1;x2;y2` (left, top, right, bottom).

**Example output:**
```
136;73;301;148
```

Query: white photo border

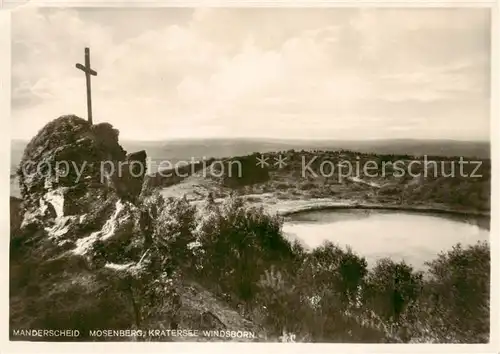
0;1;498;353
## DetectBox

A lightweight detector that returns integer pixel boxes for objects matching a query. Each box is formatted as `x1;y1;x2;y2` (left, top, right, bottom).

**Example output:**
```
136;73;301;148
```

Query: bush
140;194;490;343
418;241;490;342
221;155;270;187
289;243;380;341
194;196;294;304
28;188;485;343
364;259;423;323
254;266;306;338
297;243;366;295
149;196;197;273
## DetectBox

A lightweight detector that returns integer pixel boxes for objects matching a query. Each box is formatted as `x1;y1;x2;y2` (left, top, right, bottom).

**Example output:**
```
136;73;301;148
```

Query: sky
11;6;491;141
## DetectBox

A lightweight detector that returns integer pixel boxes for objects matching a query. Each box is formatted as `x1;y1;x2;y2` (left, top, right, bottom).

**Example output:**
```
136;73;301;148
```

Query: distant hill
122;138;490;159
11;137;490;176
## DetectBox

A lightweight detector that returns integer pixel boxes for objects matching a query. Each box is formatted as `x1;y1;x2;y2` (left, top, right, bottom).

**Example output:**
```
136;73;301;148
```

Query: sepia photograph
6;3;497;346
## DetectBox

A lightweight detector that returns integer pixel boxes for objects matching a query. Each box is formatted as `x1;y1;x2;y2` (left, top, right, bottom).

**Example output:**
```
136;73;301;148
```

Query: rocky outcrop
14;115;148;254
17;117;123;205
11;115;259;341
112;150;147;203
10;116;150;337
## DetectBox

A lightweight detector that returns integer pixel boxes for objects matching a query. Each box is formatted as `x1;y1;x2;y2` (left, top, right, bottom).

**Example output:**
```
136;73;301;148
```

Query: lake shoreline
280;200;490;270
269;199;490;218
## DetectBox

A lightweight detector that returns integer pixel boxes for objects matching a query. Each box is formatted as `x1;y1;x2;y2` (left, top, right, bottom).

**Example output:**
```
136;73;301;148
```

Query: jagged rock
11;115;261;341
126;150;147;165
15;115;148;247
110;150;147;203
10;116;150;338
177;283;262;341
11;115;151;273
199;311;226;330
17;116;125;206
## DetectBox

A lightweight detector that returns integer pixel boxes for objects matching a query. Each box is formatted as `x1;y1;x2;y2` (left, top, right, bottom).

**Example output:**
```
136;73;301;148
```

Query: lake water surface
283;209;489;270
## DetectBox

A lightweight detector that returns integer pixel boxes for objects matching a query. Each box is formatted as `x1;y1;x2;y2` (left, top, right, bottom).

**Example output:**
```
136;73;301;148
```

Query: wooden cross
75;47;97;125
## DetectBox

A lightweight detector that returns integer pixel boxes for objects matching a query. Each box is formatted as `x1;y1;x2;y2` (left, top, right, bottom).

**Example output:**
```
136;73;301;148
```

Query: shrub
274;242;381;342
254;266;305;338
221;155;270;187
364;259;423;323
148;196;197;273
296;243;367;305
418;241;490;342
194;196;293;304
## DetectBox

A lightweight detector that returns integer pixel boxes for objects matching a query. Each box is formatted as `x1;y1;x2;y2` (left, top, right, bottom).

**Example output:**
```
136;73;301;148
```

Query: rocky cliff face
10;115;259;341
13;115;145;264
11;116;147;337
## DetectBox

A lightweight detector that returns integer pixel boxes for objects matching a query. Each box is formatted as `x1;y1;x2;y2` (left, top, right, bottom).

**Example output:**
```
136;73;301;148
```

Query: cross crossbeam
75;47;98;124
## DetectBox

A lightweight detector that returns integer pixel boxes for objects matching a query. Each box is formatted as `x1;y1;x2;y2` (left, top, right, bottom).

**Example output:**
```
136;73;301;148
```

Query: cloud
11;7;491;141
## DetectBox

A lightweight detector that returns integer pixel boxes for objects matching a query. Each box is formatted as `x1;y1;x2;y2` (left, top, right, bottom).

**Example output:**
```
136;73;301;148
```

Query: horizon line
10;136;492;143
